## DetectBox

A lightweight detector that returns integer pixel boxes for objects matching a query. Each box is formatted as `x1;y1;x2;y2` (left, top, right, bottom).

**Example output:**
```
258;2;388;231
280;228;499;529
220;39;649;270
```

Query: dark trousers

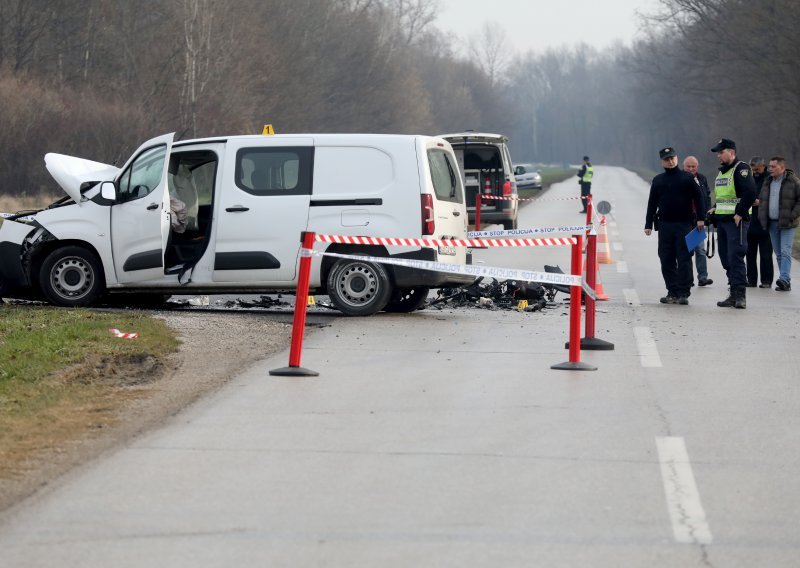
658;221;694;297
746;230;773;285
717;218;749;288
580;183;591;212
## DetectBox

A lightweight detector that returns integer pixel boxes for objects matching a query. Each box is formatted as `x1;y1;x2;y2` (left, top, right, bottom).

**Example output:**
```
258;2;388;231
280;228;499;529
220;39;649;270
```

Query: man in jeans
758;156;800;291
683;156;712;286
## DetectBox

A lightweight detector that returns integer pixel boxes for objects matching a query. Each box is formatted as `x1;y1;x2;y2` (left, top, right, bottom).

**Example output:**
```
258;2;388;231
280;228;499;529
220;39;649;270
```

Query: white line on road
613;242;623;252
634;327;662;367
623;288;641;306
616;261;628;273
656;437;713;545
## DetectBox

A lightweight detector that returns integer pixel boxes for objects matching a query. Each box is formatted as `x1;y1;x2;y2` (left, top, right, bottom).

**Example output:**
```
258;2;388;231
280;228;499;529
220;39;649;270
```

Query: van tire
384;286;429;313
327;259;391;316
39;246;104;307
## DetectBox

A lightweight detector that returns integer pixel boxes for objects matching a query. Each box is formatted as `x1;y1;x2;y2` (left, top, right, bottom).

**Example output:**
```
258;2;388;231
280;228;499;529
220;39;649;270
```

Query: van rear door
422;139;468;266
212;137;314;283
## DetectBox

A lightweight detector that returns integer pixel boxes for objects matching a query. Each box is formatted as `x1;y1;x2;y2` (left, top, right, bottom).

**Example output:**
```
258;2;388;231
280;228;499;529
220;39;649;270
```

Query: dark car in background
513;163;542;190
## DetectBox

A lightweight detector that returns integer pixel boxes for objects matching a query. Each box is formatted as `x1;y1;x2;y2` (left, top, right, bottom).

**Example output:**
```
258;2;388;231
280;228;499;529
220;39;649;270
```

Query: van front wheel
327;259;391;316
39;246;104;307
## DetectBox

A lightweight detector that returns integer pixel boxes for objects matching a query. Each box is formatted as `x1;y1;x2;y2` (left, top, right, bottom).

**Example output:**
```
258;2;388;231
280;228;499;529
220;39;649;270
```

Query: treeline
0;0;796;196
505;0;800;174
0;0;509;194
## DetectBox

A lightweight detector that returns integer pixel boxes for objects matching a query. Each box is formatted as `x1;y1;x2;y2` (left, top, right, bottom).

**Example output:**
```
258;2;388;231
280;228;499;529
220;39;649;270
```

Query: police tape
314;233;575;248
303;249;597;299
467;225;591;239
109;328;138;339
481;195;582;202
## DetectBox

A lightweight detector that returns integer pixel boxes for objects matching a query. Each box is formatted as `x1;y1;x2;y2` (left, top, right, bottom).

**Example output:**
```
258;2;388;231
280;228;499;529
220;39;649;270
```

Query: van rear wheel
327;259;391;316
39;246;104;307
383;286;429;313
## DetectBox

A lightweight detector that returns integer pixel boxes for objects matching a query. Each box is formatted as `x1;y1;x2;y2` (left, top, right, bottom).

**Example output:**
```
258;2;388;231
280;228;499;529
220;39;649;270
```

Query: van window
117;144;167;202
235;147;313;196
428;149;463;203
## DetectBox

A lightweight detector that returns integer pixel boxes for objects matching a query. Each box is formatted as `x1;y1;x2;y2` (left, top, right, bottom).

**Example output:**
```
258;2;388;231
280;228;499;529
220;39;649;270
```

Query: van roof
173;133;445;148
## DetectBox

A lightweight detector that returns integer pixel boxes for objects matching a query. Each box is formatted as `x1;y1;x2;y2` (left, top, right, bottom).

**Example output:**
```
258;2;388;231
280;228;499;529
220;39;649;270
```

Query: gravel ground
0;310;295;512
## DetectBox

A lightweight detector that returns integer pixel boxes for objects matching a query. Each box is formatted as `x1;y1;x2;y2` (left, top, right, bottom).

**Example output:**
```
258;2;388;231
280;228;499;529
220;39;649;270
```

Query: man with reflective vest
708;138;757;309
577;155;593;213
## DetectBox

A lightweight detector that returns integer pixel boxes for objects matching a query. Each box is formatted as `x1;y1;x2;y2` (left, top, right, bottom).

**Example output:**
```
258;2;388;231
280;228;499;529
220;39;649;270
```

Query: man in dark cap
645;147;706;305
709;138;757;308
577;155;593;213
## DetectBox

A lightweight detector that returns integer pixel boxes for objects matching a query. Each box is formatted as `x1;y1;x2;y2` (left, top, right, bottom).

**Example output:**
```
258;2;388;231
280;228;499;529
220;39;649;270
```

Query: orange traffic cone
595;263;609;300
596;216;614;264
583;235;610;301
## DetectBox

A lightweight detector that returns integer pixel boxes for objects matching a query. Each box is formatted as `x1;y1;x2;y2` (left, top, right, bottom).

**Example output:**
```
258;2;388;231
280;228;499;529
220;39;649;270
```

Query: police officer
645;147;706;305
577;155;593;213
708;138;757;309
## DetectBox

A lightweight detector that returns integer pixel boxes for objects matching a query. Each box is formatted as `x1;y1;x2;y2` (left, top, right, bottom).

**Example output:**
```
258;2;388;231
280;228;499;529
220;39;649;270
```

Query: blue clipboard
685;227;707;251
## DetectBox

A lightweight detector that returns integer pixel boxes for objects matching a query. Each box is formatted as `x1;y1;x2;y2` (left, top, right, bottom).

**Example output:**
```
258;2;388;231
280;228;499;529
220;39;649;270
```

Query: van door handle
225;206;250;212
453;211;461;216
146;202;159;210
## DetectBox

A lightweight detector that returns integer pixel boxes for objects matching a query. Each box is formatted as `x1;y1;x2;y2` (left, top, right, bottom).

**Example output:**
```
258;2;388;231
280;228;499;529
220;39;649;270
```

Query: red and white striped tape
480;195;582;202
314;234;575;248
109;328;138;339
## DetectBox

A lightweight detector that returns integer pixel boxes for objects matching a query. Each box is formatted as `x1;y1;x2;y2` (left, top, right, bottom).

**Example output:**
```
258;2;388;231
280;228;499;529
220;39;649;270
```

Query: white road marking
623;288;640;306
634;327;661;367
656;437;713;545
613;242;623;252
616;261;628;273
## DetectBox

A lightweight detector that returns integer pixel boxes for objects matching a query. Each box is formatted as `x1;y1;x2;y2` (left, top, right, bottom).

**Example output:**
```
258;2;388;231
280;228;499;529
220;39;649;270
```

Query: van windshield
428;149;463;204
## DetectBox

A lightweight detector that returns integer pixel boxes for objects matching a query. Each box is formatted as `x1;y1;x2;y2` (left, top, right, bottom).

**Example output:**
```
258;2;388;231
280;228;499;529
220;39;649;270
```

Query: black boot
734;286;746;309
717;289;735;308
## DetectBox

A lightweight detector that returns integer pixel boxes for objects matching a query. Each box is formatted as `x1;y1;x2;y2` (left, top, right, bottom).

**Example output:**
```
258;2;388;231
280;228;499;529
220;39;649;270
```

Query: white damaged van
0;133;471;316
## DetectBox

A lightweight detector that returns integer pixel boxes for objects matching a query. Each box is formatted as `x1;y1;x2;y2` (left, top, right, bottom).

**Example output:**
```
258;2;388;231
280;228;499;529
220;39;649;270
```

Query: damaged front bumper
0;219;42;298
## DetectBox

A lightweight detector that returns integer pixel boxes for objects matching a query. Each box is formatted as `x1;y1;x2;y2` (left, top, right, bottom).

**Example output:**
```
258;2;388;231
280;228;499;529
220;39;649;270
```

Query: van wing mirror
100;181;116;201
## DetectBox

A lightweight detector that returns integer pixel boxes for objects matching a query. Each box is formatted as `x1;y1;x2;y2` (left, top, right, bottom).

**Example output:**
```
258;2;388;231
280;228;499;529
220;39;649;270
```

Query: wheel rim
49;256;95;300
334;263;380;308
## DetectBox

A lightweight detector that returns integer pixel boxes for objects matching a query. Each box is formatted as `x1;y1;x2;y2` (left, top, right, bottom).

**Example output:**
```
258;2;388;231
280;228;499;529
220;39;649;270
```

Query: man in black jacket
645;147;706;304
746;156;773;288
709;138;757;309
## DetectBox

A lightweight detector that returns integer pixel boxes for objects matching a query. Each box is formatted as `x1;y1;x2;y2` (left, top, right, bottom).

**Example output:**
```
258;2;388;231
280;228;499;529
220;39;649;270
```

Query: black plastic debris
428;275;568;312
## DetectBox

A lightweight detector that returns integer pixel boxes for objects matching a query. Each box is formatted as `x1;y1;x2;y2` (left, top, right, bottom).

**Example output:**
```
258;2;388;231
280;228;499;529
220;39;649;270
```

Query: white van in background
0;133;470;316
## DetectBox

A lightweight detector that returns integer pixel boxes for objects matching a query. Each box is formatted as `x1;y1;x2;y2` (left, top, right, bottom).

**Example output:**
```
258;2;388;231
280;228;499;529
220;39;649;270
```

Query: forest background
0;0;796;195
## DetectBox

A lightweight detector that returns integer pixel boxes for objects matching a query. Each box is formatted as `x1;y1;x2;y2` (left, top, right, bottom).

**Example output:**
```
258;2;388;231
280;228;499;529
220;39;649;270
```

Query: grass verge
0;305;179;480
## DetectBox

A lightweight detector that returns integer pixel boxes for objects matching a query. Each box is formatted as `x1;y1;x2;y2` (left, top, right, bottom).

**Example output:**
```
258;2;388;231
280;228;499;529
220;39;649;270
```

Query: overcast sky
435;0;661;55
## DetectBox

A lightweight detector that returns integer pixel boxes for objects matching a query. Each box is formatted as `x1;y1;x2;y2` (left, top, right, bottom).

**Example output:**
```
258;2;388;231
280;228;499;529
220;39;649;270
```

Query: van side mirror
100;181;116;201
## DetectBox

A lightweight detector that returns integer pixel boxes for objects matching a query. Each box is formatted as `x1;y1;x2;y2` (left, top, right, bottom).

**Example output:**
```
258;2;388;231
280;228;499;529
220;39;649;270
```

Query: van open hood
45;153;120;203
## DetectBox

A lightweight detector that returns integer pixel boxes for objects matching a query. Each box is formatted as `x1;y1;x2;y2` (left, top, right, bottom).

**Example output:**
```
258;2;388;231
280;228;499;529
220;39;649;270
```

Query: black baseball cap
659;147;677;159
711;138;736;152
583;155;590;161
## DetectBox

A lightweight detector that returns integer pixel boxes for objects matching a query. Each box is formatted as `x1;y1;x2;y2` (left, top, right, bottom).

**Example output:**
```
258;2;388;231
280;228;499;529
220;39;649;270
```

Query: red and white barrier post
552;234;597;371
579;231;615;351
270;231;319;376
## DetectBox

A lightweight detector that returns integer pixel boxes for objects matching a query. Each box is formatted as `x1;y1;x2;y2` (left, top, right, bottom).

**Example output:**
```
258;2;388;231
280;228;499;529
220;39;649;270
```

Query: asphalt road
1;167;798;567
